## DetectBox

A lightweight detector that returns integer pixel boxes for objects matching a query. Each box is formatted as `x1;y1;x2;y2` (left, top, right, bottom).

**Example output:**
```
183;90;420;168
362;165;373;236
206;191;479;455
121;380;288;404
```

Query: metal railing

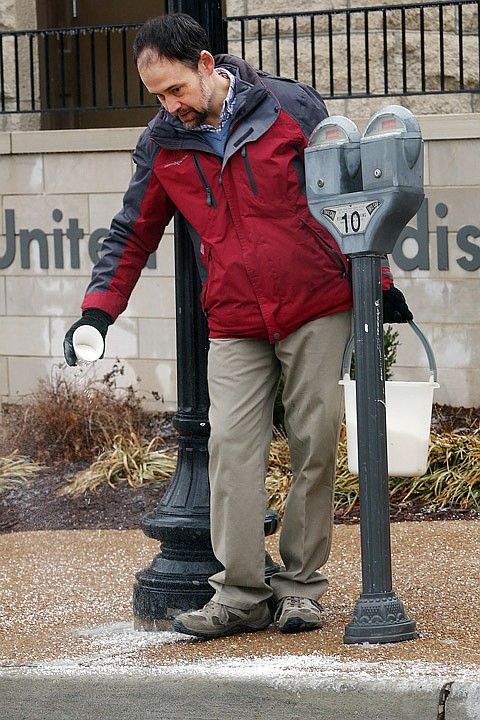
0;0;478;118
0;24;146;114
228;0;480;98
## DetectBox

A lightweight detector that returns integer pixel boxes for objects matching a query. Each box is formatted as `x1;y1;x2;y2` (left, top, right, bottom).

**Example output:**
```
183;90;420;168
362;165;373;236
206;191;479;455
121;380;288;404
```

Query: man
63;13;413;638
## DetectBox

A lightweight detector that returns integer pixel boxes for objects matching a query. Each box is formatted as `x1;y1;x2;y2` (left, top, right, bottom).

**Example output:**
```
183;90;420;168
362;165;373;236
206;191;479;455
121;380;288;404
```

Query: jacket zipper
193;154;218;208
241;145;258;196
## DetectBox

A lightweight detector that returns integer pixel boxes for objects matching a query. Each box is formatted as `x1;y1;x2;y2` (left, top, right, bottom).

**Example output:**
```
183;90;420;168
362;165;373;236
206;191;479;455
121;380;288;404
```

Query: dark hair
133;13;211;68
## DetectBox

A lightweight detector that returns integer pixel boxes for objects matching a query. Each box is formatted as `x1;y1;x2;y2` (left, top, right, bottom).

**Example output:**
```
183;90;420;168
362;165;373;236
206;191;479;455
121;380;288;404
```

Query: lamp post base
133;523;222;630
133;546;281;631
133;510;281;630
344;591;418;644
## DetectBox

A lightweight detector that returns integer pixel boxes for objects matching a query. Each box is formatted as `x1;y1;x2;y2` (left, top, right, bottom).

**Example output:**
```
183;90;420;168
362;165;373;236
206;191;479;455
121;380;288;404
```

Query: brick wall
0;115;479;409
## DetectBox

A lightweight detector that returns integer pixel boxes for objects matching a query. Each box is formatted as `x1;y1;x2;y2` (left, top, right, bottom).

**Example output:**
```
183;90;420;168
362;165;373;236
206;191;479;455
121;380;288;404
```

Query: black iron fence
229;0;480;98
0;24;146;114
0;0;478;120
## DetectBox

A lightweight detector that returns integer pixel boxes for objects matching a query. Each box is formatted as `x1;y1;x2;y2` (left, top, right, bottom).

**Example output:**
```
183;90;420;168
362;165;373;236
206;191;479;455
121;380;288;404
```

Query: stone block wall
0;128;177;411
0;115;479;410
0;0;40;131
388;114;480;407
0;0;478;133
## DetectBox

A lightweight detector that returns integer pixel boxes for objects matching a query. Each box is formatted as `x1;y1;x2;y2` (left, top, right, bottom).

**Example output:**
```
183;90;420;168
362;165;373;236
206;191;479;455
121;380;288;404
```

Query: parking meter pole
133;2;280;628
342;255;418;644
350;254;392;594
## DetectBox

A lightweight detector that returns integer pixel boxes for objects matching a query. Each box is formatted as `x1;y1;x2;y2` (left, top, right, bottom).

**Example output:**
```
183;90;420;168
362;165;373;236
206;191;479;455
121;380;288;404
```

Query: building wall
1;0;478;132
0;115;479;410
0;127;177;410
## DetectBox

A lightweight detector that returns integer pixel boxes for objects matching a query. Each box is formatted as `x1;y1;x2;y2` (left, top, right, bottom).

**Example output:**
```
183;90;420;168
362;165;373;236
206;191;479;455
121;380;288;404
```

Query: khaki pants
207;311;352;609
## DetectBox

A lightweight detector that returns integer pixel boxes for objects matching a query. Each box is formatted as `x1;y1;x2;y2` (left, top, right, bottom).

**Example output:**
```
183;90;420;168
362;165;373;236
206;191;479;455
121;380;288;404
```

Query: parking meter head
363;105;419;136
355;105;425;253
305;117;362;206
309;116;361;147
305;107;425;257
361;105;424;193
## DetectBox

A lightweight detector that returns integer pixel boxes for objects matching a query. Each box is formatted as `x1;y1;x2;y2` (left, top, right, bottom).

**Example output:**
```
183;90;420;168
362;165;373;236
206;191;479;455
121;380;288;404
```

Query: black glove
382;285;413;324
63;309;113;366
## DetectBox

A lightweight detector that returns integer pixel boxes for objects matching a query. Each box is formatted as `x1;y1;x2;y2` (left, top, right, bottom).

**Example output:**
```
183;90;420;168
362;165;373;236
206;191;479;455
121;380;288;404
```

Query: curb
1;667;479;720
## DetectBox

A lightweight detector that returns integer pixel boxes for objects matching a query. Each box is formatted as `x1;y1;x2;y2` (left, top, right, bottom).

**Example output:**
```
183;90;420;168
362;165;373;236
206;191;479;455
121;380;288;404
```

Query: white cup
72;325;104;363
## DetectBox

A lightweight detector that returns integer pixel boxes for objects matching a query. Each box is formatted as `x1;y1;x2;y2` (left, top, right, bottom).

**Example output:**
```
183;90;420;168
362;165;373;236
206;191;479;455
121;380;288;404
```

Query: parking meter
306;106;424;645
306;105;424;255
305;116;362;197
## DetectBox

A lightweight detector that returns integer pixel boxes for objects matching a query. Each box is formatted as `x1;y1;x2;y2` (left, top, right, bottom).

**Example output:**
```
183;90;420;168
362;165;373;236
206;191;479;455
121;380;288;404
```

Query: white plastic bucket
340;377;439;476
339;322;440;477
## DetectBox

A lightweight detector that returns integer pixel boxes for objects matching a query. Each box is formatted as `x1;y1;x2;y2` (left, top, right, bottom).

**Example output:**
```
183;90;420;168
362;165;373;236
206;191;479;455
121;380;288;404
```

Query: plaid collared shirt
195;67;236;133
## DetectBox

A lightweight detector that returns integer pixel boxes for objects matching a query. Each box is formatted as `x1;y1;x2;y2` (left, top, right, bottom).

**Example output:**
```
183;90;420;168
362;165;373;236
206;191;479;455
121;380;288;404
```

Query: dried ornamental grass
389;429;480;510
56;422;479;512
0;451;44;492
265;427;480;517
58;433;177;496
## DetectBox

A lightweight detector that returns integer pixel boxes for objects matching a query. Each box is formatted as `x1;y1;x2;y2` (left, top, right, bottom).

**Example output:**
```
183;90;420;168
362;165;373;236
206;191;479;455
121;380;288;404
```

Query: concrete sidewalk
1;522;479;719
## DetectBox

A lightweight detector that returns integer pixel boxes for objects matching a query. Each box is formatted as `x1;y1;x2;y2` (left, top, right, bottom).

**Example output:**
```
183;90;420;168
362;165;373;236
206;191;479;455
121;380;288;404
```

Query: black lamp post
133;1;279;629
133;213;221;627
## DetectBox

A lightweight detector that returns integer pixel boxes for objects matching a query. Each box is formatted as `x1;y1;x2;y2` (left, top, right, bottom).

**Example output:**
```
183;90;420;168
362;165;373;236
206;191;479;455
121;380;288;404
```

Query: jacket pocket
298;214;349;278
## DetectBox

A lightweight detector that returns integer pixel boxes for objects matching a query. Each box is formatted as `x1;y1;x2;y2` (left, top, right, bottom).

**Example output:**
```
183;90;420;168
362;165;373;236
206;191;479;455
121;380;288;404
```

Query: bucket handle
341;320;438;382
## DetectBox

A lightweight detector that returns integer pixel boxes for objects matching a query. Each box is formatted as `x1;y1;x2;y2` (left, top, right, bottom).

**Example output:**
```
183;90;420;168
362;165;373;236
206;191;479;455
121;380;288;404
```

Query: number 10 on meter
321;200;382;237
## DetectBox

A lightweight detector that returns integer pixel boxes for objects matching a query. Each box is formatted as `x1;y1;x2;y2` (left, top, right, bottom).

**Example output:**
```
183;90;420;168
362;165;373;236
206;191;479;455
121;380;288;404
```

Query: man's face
138;52;213;129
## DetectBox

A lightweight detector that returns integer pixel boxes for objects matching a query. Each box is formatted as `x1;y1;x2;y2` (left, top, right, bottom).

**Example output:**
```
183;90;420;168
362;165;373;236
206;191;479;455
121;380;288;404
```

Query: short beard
175;107;209;129
174;74;212;129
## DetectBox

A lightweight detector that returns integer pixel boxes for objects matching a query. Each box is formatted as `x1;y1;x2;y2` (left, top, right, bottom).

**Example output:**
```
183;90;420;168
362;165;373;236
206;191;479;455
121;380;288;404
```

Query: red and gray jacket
82;54;391;342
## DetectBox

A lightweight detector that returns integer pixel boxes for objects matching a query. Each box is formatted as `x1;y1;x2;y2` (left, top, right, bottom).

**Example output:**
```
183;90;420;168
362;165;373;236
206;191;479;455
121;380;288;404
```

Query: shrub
1;363;147;464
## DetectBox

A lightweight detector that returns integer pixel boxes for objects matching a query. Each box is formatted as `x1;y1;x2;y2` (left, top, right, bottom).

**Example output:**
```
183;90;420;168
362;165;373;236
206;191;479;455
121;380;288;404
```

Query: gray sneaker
173;600;272;639
274;596;323;633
